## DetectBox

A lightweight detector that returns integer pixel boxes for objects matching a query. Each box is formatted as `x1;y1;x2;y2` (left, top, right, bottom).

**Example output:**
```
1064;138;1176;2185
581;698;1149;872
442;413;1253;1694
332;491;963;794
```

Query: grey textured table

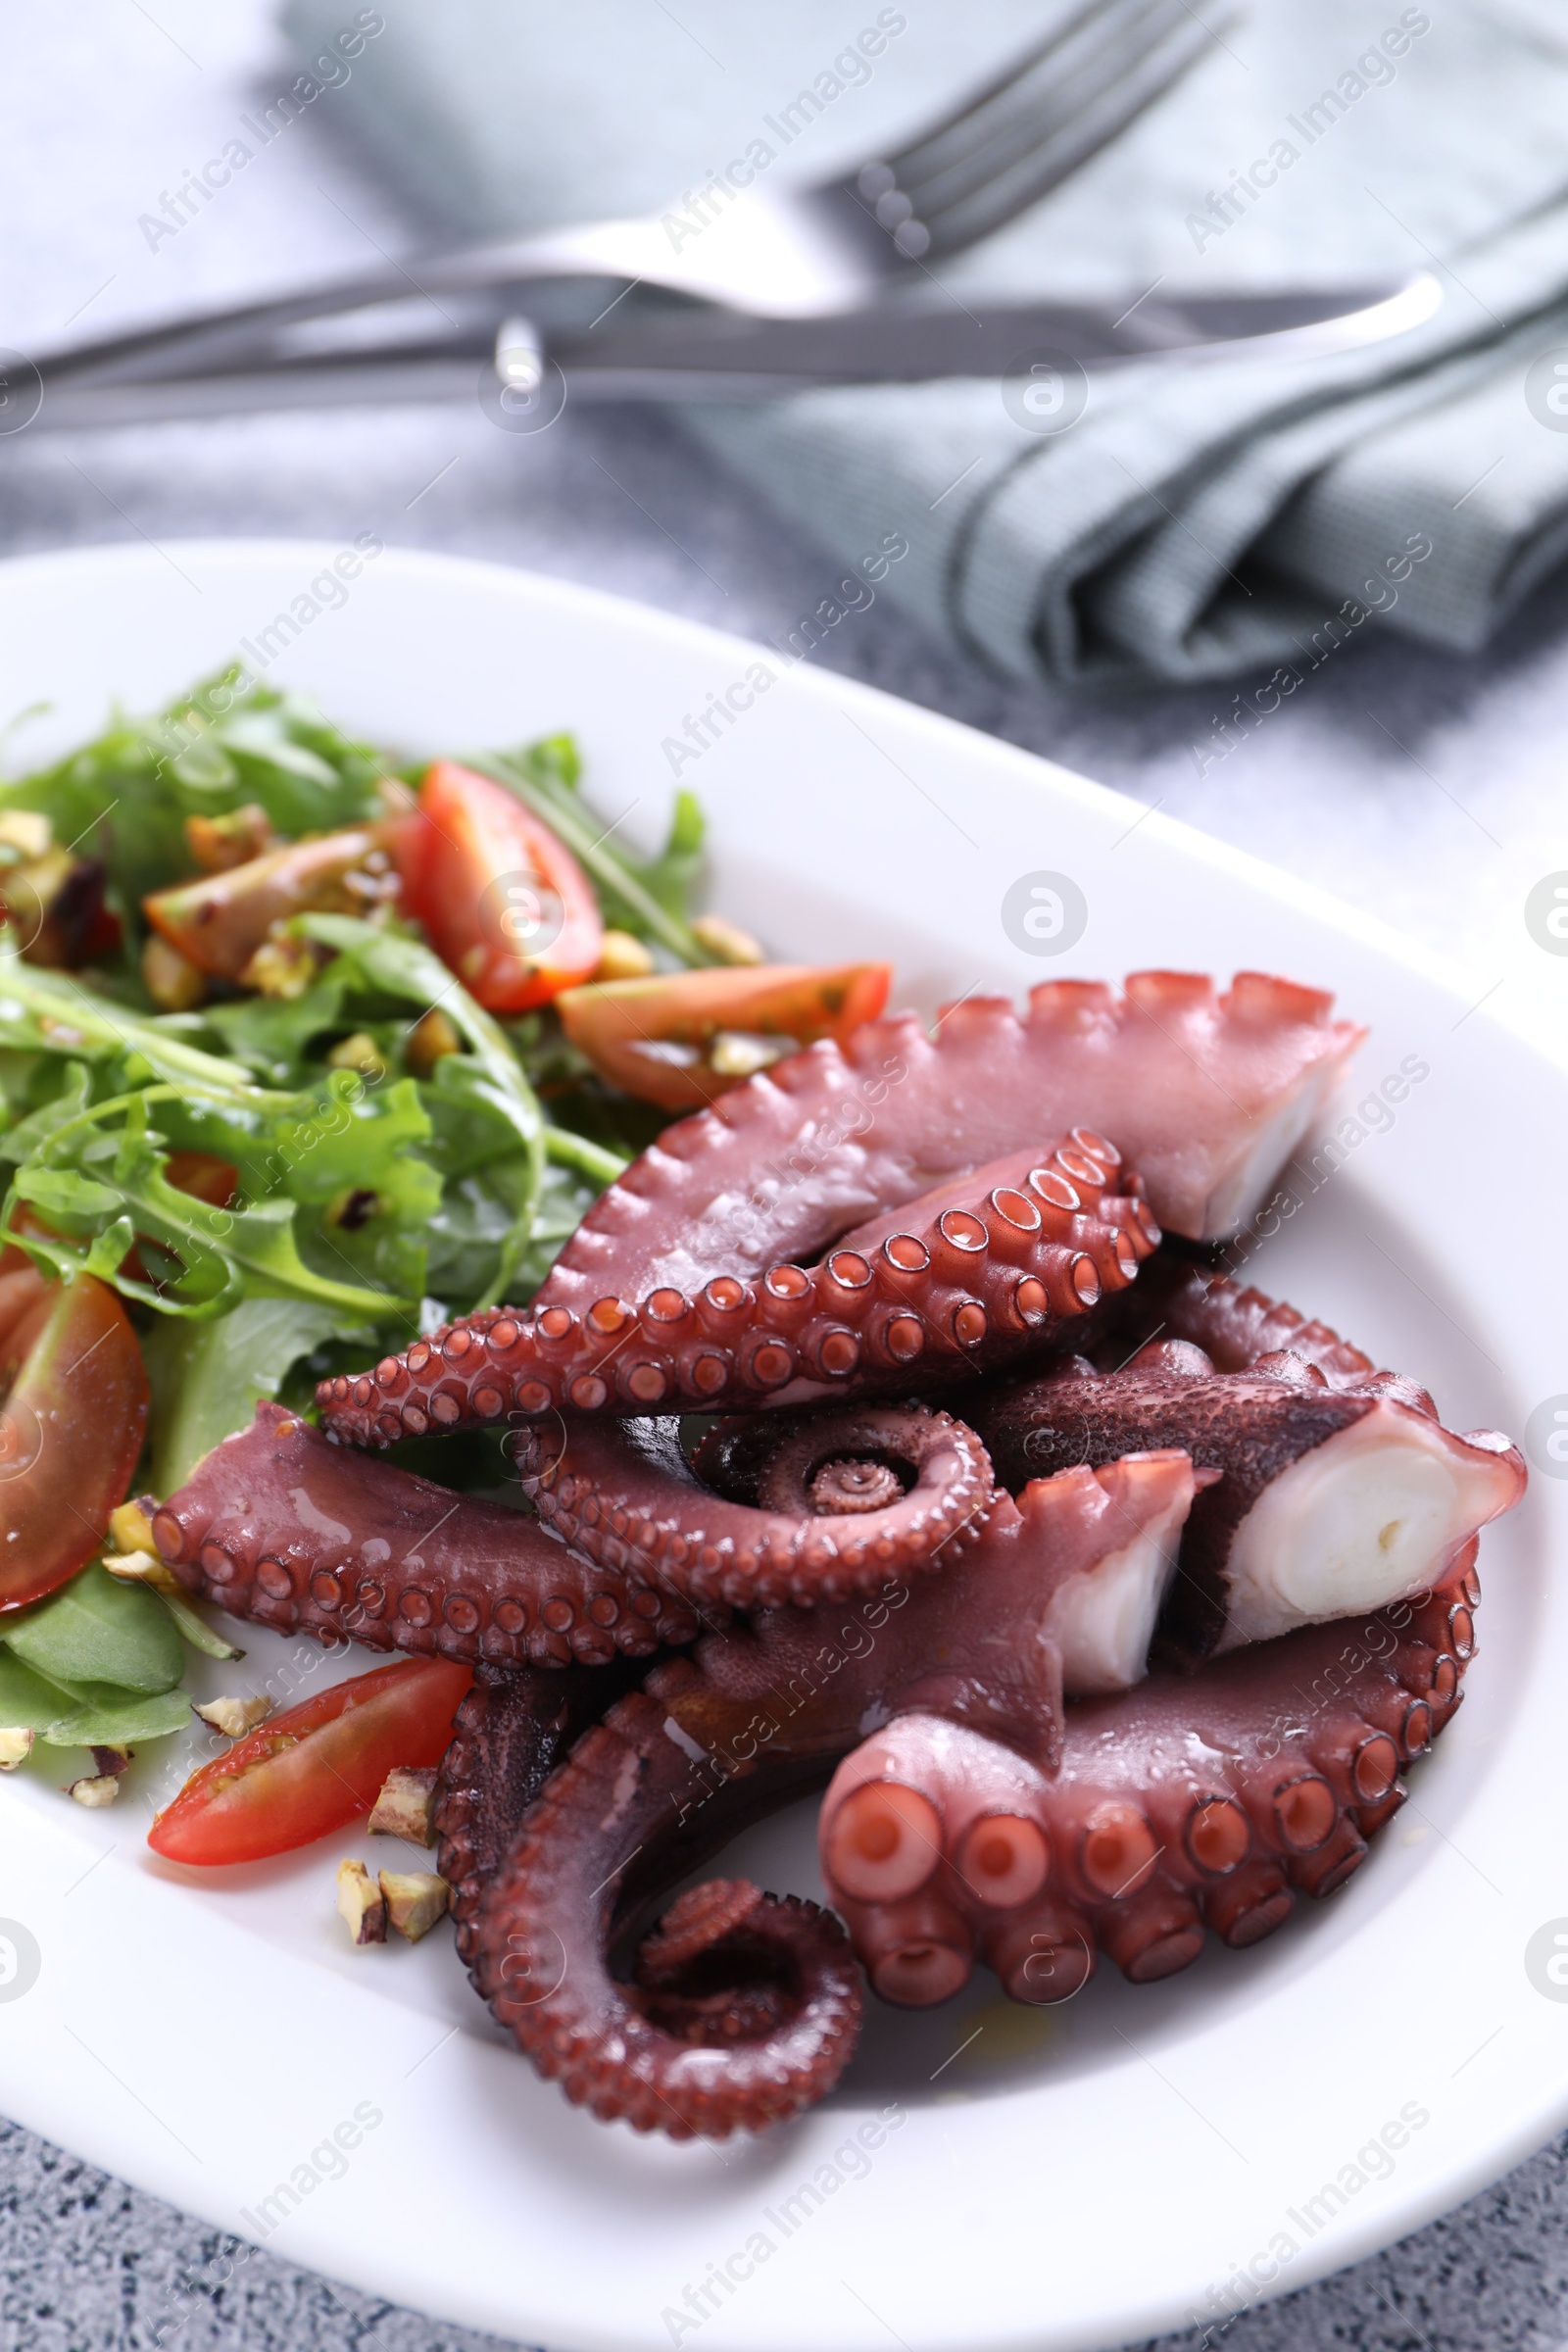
4;7;1568;2350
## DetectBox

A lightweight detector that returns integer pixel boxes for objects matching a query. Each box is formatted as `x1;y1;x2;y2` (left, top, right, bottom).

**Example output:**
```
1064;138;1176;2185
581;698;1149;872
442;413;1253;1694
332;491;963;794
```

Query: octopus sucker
149;1402;711;1665
318;1139;1158;1445
469;1690;862;2138
318;965;1363;1450
963;1348;1523;1656
459;1449;1201;2130
1111;1256;1429;1403
124;941;1528;2146
816;1568;1475;2008
517;1402;999;1608
435;1659;642;1968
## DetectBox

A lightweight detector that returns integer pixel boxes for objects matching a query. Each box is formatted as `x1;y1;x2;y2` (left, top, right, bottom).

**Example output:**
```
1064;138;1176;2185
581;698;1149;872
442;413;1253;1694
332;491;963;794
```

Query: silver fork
38;0;1236;393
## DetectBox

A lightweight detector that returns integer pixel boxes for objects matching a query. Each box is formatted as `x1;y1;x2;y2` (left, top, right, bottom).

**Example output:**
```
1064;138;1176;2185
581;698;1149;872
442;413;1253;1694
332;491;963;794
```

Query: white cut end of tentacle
1219;1402;1520;1649
1046;1502;1187;1696
1199;1063;1345;1240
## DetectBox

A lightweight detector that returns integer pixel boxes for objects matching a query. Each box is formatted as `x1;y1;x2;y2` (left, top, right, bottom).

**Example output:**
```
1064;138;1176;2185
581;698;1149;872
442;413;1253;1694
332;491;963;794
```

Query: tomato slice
143;827;395;981
0;1273;150;1613
392;760;602;1013
557;961;893;1110
162;1152;239;1209
147;1657;472;1866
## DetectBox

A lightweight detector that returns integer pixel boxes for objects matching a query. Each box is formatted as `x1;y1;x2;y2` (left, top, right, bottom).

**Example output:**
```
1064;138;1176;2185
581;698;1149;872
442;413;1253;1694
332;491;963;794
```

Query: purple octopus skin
433;1658;645;1965
958;1341;1524;1656
480;1526;1479;2131
466;1675;862;2140
146;1402;710;1666
463;1448;1195;2136
151;1394;1001;1628
1110;1256;1431;1405
317;1134;1158;1441
317;967;1364;1446
818;1554;1479;2008
515;1402;998;1610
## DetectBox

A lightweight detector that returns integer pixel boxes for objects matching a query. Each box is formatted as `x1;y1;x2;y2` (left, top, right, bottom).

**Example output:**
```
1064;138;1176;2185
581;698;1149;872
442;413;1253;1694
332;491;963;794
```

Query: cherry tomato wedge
0;1272;150;1613
143;827;395;981
148;1656;472;1866
161;1151;239;1209
392;760;602;1013
558;961;892;1111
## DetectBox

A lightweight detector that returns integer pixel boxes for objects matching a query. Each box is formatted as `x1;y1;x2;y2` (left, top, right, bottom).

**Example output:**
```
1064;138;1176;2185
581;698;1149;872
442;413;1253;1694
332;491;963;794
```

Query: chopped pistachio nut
405;1007;462;1078
378;1870;451;1944
194;1693;275;1740
692;912;763;966
326;1031;388;1083
102;1546;184;1598
708;1029;793;1078
594;928;656;981
3;844;74;929
0;1728;34;1770
240;930;324;999
110;1501;157;1555
368;1765;438;1845
142;932;208;1011
69;1774;121;1808
336;1858;387;1945
0;810;52;860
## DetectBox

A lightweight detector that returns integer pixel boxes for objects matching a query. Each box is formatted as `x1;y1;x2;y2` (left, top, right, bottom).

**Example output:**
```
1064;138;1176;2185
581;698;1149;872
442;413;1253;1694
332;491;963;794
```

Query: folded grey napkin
285;0;1568;688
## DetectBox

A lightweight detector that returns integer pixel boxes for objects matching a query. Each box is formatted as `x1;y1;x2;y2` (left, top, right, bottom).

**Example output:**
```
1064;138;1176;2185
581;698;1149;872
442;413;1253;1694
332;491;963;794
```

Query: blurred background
5;3;1568;2347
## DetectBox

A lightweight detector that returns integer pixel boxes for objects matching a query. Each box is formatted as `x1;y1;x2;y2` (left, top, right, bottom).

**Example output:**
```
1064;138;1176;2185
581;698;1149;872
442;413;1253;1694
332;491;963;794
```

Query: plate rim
0;534;1559;2352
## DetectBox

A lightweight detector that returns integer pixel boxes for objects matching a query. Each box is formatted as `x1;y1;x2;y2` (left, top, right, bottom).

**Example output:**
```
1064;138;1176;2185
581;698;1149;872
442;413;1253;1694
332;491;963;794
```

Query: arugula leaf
143;1296;355;1494
543;1125;628;1190
5;1563;185;1694
299;916;546;1308
0;945;294;1107
201;965;359;1087
5;1084;412;1320
510;1155;604;1297
630;789;706;928
477;746;715;968
0;671;388;921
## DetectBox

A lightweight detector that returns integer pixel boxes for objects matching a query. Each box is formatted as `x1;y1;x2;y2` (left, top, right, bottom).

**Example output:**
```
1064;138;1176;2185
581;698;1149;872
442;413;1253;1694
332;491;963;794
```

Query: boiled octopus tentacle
960;1346;1524;1656
817;1556;1478;2007
1111;1256;1430;1404
470;1687;863;2138
147;1401;710;1665
468;1450;1197;2135
318;1137;1158;1443
433;1659;643;1967
516;1403;998;1609
525;968;1361;1288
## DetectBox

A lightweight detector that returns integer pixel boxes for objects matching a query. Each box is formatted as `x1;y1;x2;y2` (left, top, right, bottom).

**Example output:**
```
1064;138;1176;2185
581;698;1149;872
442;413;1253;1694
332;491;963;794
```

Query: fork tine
876;0;1172;178
891;0;1201;201
917;6;1236;259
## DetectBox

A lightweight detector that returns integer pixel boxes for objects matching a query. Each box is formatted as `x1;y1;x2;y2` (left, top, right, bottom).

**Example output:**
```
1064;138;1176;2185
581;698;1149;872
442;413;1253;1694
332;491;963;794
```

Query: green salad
0;670;724;1782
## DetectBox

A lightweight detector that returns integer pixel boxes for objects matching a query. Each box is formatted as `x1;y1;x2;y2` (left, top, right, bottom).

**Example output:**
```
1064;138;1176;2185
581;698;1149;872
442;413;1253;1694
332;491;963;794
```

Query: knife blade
18;276;1441;432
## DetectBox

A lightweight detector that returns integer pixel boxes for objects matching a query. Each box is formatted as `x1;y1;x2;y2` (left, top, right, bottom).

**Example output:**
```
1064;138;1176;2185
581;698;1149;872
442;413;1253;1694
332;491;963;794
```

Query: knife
14;276;1441;432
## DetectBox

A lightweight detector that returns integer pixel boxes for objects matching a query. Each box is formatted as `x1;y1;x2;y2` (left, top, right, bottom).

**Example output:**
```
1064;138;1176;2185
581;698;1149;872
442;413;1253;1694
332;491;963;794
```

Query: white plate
0;541;1560;2352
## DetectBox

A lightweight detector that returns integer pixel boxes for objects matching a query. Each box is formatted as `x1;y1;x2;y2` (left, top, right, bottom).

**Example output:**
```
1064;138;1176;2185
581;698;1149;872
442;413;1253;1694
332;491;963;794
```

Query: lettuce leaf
42;1686;192;1747
143;1295;356;1494
4;1563;185;1694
